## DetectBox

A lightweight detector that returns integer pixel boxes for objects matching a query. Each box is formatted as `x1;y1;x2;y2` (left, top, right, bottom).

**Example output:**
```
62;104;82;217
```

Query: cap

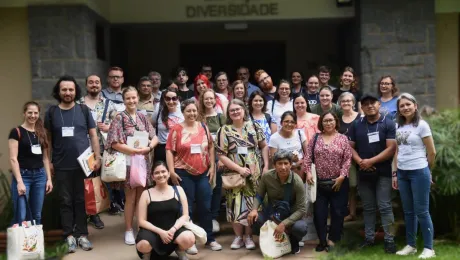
360;94;380;103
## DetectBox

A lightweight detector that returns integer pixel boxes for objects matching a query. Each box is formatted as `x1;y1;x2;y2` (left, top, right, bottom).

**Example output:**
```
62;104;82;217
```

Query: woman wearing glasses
216;99;269;250
377;76;399;120
152;87;183;164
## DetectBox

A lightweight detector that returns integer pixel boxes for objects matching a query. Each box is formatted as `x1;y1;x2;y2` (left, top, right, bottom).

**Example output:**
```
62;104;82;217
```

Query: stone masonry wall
28;5;110;110
359;0;436;107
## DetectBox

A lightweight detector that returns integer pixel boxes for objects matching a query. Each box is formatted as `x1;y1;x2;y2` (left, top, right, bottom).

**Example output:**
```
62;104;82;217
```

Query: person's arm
259;140;269;173
339;136;352;177
281;178;307;227
269;147;277;161
46;130;54;174
138;191;167;234
367;139;397;165
423;136;436;170
88;128;101;170
166;128;182;185
8;139;23;193
149;136;159;151
207;125;216;180
42;148;53;194
252;174;267;210
349;141;362;164
270;122;277;135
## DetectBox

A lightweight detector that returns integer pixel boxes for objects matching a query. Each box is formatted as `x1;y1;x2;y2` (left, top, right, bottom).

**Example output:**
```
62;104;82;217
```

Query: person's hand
306;172;314;185
170;172;182;186
167;227;177;237
332;175;345;192
392;176;398;190
93;157;101;171
359;159;374;170
17;181;26;196
273;223;286;239
238;166;251;177
207;165;215;183
159;229;173;244
97;122;110;133
50;163;55;176
262;166;269;175
45;179;53;194
217;160;225;171
247;210;259;226
292;153;299;163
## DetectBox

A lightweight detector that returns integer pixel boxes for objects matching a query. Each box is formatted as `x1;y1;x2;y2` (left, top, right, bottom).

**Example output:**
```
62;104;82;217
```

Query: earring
351;82;355;87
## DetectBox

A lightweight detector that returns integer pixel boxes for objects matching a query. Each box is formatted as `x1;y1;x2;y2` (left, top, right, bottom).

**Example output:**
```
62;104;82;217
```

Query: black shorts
135;227;189;259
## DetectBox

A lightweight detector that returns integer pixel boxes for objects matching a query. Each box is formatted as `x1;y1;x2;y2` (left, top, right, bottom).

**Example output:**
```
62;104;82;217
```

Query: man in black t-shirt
45;75;101;253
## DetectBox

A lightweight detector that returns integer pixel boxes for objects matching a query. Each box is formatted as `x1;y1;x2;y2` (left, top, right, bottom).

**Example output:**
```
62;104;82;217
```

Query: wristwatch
392;171;397;177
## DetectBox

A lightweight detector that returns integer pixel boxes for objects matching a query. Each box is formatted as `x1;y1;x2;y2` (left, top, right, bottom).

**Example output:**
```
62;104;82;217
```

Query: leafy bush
0;172;13;231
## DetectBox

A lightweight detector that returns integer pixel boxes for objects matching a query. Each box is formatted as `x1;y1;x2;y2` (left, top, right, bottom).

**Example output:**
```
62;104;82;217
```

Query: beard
88;91;100;98
261;79;274;91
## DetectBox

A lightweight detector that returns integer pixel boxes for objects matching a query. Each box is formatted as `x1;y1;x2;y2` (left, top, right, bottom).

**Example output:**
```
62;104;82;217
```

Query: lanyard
25;130;38;146
59;106;76;127
366;121;380;133
124;111;139;131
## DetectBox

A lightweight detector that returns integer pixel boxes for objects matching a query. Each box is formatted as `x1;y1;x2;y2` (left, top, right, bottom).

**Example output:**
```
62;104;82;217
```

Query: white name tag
237;147;248;155
31;144;42;155
191;144;201;154
368;132;380;143
62;127;74;137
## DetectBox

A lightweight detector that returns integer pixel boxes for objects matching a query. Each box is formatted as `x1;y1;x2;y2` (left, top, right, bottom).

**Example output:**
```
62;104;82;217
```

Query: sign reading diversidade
186;0;279;19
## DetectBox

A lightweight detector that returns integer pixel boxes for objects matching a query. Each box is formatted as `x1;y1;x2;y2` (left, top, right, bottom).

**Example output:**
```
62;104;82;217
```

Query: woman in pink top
303;112;352;252
293;94;320;144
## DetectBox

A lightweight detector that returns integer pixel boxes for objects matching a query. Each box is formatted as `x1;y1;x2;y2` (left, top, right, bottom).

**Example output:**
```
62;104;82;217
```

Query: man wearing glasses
237;66;260;96
102;67;125;110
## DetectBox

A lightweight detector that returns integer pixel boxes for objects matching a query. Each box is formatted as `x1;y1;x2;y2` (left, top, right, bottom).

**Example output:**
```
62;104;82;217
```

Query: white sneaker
299;241;305;247
186;244;198;255
124;230;135;245
212;219;220;233
207;241;223;251
230;236;244;250
419;248;436;259
175;249;189;260
397;245;417;255
244;236;256;250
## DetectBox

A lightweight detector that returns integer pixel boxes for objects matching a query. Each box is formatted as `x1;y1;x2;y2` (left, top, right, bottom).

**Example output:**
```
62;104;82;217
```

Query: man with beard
237;66;260;96
254;69;277;102
174;67;194;101
78;75;123;228
45;75;101;253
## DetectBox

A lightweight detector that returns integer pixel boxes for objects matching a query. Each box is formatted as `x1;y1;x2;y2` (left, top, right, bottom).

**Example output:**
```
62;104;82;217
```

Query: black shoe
359;239;375;249
384;240;397;254
88;214;104;229
108;202;121;215
290;236;300;254
315;243;328;252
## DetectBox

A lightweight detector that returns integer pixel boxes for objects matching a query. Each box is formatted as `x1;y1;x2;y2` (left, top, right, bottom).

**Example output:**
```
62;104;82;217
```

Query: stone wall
28;5;110;109
359;0;436;107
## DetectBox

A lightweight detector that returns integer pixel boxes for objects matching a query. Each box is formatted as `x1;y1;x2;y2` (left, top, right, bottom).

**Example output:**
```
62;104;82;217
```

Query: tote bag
259;220;291;259
7;196;44;260
101;150;127;182
129;154;147;188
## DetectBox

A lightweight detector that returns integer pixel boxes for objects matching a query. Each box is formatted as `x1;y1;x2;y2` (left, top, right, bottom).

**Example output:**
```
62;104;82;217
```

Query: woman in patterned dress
106;86;158;245
216;99;269;250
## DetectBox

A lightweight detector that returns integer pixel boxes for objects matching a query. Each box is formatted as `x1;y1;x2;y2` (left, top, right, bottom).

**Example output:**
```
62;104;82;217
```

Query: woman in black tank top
135;162;195;260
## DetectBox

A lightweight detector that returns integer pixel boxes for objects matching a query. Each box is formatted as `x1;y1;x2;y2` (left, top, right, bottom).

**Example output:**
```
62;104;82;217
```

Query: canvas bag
259;220;291;259
84;176;110;215
7;196;45;260
101;150;127;182
129;154;147;188
306;134;319;203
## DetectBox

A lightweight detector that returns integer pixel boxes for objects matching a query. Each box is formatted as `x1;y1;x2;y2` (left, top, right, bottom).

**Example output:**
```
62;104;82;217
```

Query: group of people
8;64;437;259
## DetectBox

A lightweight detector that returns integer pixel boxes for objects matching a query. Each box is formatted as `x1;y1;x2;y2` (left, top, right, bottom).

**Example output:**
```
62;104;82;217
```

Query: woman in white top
392;93;436;259
266;80;293;128
192;74;228;115
269;111;308;179
152;87;184;164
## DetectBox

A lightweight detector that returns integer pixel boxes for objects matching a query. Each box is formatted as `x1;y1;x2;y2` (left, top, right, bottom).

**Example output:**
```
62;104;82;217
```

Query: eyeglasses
140;84;152;88
229;107;242;113
322;119;335;124
258;75;270;84
380;82;392;86
282;120;296;125
164;96;178;102
341;100;353;103
108;76;122;80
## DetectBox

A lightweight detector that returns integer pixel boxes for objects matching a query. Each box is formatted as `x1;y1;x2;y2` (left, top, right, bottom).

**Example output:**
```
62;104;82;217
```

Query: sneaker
397;245;417;256
244;236;256;250
78;236;93;251
230;236;244;250
88;214;105;229
212;219;220;233
66;236;77;253
125;230;136;245
207;241;223;251
299;241;305;247
384;240;397;254
117;201;125;212
109;202;121;215
359;239;375;249
419;248;436;259
175;249;189;260
186;244;198;255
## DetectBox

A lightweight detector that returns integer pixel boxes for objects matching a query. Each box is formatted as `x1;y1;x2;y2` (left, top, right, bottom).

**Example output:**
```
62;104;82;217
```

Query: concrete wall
0;8;32;171
359;0;437;107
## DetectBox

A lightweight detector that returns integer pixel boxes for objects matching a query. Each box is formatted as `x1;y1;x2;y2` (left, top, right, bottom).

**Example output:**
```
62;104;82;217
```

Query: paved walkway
64;213;320;260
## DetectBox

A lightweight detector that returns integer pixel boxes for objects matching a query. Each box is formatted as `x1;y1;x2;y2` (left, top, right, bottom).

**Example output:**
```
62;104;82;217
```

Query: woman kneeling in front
136;162;195;260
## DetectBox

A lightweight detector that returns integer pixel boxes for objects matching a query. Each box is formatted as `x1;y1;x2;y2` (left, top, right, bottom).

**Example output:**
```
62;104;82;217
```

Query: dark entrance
180;42;286;84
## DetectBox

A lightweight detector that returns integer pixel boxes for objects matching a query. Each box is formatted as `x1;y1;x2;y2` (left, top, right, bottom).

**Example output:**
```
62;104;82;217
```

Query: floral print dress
216;121;265;225
106;111;156;189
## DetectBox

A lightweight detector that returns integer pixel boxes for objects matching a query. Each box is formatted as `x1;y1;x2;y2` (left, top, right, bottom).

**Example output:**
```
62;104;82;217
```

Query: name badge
237;147;248;155
368;132;380;143
31;144;42;155
62;127;75;137
191;144;201;154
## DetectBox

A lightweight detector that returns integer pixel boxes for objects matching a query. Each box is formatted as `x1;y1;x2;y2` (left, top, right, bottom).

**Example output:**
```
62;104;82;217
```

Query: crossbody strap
101;99;110;123
311;133;319;164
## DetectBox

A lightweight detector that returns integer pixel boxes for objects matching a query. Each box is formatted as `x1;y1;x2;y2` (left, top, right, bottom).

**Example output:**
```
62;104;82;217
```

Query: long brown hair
23;101;48;149
341;66;359;93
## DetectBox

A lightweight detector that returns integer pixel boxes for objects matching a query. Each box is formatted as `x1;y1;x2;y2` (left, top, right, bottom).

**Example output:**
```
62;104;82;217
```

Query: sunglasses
164;96;178;102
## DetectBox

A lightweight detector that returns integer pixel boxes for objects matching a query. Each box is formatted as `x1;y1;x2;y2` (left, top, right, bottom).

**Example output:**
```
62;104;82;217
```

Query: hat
360;94;380;103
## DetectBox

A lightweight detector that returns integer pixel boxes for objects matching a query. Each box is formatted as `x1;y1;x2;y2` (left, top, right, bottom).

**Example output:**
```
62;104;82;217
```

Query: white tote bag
306;164;317;203
183;221;207;245
259;220;291;259
101;150;127;182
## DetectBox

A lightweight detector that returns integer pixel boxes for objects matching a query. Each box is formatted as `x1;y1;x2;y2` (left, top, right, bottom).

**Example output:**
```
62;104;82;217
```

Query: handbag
101;150;127;182
84;176;110;215
317;179;335;192
172;185;207;245
259;220;291;259
129;154;147;188
7;196;45;260
221;172;246;189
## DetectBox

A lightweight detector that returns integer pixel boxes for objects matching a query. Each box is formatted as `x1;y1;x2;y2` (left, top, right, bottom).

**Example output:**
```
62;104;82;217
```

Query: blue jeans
358;176;395;242
398;167;434;249
176;169;215;243
11;168;47;225
211;169;222;219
